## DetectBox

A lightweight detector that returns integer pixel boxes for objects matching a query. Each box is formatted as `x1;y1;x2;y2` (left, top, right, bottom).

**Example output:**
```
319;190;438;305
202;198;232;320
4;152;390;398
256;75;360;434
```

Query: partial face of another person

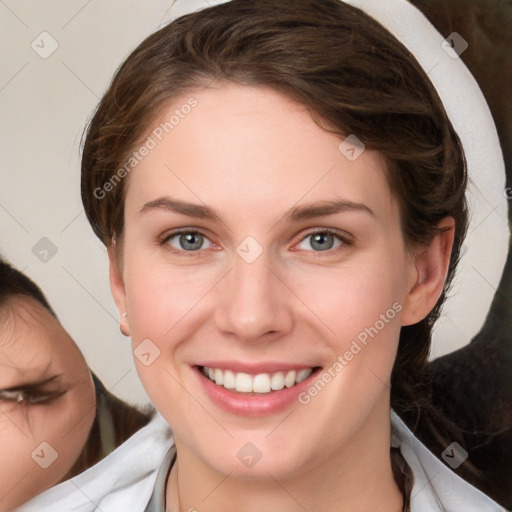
110;83;448;481
0;297;96;511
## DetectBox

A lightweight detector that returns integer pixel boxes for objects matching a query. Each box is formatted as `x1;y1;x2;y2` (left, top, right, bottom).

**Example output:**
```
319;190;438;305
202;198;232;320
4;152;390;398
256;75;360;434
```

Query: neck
166;399;403;512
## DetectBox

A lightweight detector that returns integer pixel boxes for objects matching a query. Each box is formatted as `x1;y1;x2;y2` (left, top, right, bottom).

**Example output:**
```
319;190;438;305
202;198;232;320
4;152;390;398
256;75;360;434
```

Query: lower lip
194;366;321;417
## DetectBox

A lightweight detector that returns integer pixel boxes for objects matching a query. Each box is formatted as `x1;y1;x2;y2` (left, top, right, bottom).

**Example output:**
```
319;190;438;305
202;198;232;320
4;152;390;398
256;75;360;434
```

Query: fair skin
0;297;96;511
109;83;454;512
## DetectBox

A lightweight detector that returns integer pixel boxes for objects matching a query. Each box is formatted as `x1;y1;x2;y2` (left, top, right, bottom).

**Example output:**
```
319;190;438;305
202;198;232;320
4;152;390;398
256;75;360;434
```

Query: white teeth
235;373;253;392
253;373;271;393
223;370;235;389
202;366;314;394
270;372;285;391
284;370;296;388
296;368;313;383
214;368;223;385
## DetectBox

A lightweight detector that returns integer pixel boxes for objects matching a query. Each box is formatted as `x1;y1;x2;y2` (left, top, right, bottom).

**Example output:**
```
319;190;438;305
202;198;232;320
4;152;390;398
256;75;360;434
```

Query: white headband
342;0;509;355
161;0;509;355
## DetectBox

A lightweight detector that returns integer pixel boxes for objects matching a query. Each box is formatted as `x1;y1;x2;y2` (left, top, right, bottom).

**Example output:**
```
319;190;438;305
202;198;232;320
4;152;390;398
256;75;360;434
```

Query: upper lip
196;361;320;374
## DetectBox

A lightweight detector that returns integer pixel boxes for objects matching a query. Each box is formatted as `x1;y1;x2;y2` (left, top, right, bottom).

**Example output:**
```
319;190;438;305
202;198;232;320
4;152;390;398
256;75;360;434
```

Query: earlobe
107;245;130;337
400;217;455;326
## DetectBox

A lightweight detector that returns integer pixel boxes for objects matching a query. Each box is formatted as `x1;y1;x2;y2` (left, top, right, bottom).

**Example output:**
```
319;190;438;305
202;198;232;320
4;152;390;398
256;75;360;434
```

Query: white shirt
390;410;507;511
142;411;508;511
17;410;506;511
15;412;174;512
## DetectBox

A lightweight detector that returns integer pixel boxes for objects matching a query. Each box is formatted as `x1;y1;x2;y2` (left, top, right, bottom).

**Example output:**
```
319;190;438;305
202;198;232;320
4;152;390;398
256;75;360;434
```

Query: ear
400;217;455;326
107;245;130;336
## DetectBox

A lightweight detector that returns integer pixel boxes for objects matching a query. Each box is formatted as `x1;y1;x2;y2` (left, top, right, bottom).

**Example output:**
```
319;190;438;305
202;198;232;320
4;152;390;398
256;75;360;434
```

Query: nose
214;250;294;343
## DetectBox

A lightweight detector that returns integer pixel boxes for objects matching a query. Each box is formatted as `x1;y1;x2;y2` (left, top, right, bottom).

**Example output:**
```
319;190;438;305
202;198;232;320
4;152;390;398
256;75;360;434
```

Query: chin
195;432;310;481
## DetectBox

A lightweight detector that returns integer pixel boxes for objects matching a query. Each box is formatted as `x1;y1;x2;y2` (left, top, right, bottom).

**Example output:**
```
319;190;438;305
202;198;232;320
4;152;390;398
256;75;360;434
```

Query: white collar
18;410;505;511
391;410;506;511
16;412;174;512
143;410;507;511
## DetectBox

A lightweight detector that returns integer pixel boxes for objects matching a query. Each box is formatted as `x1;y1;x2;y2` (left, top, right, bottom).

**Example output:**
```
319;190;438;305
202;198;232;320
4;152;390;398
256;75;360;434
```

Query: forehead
125;83;395;222
0;298;72;382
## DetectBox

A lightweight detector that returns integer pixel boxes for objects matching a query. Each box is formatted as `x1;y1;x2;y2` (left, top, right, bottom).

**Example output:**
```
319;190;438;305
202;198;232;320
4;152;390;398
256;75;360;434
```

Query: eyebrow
140;197;222;222
0;374;61;392
284;199;375;222
140;197;375;223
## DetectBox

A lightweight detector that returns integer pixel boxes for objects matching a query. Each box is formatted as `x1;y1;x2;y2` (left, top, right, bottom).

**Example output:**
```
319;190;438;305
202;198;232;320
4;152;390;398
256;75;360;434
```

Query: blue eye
161;229;349;256
296;230;346;252
165;231;214;252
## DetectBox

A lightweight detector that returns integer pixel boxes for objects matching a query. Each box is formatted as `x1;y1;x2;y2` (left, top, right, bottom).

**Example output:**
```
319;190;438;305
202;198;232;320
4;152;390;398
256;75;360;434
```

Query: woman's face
112;83;425;480
0;297;96;511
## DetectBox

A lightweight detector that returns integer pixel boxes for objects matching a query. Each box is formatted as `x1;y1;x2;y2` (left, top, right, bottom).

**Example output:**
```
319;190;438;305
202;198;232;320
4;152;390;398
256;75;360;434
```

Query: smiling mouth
199;366;321;394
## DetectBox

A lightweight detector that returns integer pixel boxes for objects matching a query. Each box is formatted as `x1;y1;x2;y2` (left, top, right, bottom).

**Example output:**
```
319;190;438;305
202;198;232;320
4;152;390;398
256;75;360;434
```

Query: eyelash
160;229;215;258
0;388;66;406
160;227;352;257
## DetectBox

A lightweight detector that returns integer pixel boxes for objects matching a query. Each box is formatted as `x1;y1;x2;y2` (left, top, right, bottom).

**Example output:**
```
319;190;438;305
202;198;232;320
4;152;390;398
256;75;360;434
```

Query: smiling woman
79;0;506;511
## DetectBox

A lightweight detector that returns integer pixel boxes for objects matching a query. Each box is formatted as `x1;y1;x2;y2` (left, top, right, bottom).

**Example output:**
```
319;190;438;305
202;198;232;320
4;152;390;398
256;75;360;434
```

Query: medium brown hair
81;0;470;499
0;259;56;316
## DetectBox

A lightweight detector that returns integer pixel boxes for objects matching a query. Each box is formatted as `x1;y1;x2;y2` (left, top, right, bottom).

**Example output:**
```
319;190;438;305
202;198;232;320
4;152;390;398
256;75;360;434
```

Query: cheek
124;251;219;343
30;400;92;459
123;256;215;405
0;416;31;490
291;256;404;339
0;401;93;508
287;252;406;398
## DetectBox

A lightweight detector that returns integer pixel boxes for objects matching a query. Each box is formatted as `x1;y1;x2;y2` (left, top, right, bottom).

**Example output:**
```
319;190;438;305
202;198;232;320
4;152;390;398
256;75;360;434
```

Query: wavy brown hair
80;0;470;503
